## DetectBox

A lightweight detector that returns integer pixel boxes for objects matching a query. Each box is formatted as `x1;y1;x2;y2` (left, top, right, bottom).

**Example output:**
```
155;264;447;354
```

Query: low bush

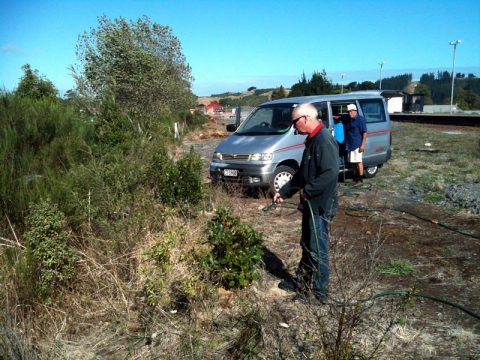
148;146;203;206
204;207;263;288
24;198;76;301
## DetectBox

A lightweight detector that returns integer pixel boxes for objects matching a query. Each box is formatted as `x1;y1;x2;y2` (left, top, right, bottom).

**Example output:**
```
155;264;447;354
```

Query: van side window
358;99;386;123
314;102;329;128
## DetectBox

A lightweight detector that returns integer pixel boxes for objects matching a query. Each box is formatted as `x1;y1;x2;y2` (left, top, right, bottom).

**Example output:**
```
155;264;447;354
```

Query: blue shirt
344;115;367;151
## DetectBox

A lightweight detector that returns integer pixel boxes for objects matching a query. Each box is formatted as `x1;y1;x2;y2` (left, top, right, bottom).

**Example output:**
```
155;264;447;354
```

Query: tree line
267;70;480;110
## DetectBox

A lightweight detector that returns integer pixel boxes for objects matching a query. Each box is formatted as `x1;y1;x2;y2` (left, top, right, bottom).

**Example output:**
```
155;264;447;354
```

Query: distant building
205;101;223;114
195;104;206;112
403;93;424;113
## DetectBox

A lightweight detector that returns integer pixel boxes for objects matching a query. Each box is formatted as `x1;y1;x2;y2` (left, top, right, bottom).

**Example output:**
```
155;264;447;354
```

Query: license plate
224;169;238;177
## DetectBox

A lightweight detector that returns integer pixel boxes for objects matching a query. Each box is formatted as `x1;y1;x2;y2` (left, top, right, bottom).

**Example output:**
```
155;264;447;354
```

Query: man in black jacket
273;103;339;302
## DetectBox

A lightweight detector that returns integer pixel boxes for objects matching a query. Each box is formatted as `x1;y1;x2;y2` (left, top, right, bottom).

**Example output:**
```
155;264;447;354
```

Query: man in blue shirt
344;104;367;183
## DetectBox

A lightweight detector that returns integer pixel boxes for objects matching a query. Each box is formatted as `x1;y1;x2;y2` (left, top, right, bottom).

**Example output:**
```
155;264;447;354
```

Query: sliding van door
357;98;390;167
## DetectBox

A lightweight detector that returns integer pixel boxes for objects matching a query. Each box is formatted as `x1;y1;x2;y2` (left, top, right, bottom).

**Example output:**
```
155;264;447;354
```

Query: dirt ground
180;117;480;358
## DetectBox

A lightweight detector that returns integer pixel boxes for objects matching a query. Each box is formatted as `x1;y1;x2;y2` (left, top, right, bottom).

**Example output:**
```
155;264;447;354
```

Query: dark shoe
278;279;301;292
278;279;298;293
292;292;327;305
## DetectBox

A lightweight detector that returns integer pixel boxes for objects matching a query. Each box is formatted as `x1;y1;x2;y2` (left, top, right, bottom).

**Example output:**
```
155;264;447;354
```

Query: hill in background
196;87;291;107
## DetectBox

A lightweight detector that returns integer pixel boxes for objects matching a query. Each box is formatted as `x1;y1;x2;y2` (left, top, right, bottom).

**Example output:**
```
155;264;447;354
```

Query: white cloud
0;44;24;53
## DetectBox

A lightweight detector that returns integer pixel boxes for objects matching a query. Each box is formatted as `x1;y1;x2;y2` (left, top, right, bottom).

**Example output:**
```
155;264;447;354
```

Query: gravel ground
178;118;480;359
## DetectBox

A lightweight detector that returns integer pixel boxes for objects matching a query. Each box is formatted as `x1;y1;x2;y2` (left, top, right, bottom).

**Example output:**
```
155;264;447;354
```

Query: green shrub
182;110;206;128
148;146;203;206
148;147;178;205
175;147;203;205
204;207;263;288
24;198;76;301
0;93;94;222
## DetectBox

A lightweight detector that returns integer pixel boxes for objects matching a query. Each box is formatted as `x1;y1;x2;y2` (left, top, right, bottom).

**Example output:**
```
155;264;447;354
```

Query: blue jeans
297;210;330;299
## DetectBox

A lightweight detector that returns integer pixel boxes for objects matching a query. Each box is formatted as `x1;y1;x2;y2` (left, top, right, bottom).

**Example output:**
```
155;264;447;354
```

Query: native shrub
24;199;76;301
175;147;203;205
204;207;263;288
148;146;203;206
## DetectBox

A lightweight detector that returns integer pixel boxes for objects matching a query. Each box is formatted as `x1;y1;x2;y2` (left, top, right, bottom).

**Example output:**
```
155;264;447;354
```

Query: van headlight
213;152;222;160
250;153;273;161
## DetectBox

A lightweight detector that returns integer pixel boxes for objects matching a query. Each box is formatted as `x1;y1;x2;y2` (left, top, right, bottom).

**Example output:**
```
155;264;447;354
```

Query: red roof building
205;101;223;114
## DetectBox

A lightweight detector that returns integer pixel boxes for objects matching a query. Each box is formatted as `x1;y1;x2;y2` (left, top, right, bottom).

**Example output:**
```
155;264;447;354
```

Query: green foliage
219;94;269;107
75;15;194;128
204;207;263;288
413;83;433;105
211;91;242;97
148;146;204;206
182;110;207;129
271;85;287;100
0;93;95;222
175;147;204;204
378;259;414;276
289;70;334;97
147;239;171;272
375;73;412;90
456;87;480;110
95;95;135;152
253;88;274;96
148;148;178;205
15;64;58;100
24;199;76;301
419;71;480;105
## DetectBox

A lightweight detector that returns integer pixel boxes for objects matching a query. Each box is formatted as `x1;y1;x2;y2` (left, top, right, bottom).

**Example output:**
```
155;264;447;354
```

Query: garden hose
262;199;480;320
343;204;480;240
307;199;480;320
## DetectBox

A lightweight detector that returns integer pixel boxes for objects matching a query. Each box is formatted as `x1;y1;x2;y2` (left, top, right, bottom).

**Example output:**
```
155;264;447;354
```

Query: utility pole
449;40;461;114
378;61;385;89
340;73;345;94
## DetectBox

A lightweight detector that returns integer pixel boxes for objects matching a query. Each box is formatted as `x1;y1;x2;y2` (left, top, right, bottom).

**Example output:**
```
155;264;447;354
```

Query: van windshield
236;104;296;135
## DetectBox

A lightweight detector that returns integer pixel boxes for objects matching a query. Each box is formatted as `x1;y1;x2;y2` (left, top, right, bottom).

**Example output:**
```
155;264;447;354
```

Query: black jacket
279;125;339;216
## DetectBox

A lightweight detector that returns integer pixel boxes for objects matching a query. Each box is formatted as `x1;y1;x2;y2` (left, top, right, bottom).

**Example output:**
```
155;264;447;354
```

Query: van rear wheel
270;165;295;195
364;166;378;178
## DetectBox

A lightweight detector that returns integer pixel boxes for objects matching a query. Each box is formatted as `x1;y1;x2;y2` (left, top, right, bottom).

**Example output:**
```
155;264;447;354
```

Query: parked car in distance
210;91;392;194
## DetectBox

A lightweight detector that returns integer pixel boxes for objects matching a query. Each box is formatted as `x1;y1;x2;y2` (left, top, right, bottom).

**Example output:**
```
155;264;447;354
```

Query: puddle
441;131;464;135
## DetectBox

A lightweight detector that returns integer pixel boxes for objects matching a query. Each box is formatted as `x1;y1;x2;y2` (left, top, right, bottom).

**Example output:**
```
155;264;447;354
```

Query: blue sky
1;0;479;96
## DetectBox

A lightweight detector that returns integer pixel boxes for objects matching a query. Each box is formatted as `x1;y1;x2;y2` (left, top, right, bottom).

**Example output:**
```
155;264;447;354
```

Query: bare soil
179;117;480;358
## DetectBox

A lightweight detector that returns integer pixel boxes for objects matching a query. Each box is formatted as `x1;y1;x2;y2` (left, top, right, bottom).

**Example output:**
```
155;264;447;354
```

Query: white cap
347;104;357;111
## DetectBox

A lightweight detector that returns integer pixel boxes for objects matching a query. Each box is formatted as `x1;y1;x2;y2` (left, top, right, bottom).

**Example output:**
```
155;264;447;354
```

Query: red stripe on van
274;143;304;152
368;129;391;136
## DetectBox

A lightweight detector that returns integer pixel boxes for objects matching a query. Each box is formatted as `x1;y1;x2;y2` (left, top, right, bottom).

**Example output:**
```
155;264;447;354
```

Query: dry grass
2;122;480;359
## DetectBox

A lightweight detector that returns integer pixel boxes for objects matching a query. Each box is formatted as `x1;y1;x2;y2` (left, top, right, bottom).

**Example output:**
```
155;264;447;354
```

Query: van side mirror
226;124;237;132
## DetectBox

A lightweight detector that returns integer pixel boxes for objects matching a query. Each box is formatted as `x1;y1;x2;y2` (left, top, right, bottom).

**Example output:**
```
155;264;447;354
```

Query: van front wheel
270;165;295;194
364;166;378;178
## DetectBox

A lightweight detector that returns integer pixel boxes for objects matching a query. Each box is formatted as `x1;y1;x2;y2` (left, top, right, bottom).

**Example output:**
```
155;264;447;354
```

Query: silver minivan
210;91;392;193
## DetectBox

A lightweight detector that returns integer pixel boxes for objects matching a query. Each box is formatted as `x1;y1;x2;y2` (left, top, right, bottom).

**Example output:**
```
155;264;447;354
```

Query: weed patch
378;259;414;276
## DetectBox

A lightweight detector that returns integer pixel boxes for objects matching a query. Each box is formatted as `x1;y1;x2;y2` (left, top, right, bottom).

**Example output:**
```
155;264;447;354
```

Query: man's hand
273;192;284;204
359;144;365;153
299;188;306;201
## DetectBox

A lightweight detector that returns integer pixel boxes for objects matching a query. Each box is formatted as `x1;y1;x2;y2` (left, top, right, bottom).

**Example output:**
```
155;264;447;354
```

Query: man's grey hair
293;103;318;120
